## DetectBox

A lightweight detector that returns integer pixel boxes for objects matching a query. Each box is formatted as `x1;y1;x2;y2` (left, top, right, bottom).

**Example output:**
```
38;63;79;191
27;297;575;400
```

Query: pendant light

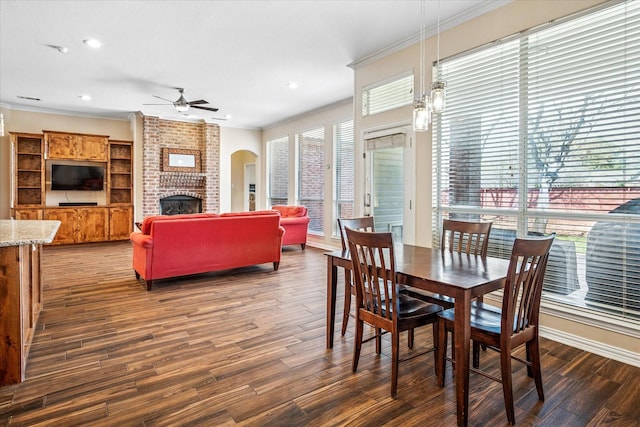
413;0;446;132
431;0;446;113
413;0;430;132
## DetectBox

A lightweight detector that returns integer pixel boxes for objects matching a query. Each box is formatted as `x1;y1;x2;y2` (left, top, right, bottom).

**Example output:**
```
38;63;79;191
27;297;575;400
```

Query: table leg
454;293;472;427
326;257;338;349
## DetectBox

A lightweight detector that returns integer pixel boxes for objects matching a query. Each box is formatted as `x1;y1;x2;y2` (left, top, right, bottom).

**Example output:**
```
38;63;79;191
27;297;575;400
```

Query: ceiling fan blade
191;105;219;112
188;99;208;105
152;95;174;102
143;103;172;106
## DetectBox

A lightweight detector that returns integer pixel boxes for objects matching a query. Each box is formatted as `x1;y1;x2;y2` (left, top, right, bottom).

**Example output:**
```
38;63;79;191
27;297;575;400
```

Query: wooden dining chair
407;218;493;366
346;227;444;398
435;233;555;424
337;217;375;336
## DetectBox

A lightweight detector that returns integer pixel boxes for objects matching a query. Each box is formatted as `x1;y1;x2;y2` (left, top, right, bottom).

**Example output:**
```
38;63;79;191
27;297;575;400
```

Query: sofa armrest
130;232;154;248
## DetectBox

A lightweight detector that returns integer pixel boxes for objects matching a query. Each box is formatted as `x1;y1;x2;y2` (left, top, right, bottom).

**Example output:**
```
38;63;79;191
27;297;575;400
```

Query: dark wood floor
1;242;639;426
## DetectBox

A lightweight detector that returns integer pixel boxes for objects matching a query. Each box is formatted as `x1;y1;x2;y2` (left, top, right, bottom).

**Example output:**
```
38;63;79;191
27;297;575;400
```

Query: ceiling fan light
175;104;189;112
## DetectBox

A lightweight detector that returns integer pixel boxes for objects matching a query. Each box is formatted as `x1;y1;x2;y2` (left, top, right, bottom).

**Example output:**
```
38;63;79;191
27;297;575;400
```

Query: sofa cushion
141;213;218;234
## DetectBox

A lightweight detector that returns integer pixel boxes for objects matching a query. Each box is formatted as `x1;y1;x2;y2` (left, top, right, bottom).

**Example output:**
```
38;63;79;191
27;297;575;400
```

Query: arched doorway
230;150;257;212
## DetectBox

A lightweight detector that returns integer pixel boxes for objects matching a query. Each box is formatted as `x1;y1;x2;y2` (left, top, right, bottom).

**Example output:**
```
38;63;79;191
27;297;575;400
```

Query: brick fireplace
142;116;220;217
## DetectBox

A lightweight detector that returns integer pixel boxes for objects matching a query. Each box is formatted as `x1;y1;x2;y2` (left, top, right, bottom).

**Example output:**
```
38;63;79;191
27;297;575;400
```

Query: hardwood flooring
1;241;639;426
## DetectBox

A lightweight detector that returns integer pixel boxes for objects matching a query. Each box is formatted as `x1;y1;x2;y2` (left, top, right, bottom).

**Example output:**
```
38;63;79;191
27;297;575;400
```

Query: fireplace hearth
160;195;202;215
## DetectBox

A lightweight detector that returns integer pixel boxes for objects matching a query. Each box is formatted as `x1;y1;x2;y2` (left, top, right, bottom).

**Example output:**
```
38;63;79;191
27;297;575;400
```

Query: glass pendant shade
431;81;446;113
413;96;431;132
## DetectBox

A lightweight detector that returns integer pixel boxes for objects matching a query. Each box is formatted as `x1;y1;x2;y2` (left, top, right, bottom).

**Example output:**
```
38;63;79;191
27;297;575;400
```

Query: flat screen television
51;164;105;191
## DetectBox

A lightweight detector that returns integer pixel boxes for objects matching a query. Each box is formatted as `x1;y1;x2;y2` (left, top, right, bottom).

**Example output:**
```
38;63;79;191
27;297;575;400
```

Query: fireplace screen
160;195;202;215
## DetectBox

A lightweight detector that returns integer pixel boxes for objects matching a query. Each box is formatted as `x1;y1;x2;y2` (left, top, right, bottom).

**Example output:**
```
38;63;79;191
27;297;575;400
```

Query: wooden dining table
325;244;511;427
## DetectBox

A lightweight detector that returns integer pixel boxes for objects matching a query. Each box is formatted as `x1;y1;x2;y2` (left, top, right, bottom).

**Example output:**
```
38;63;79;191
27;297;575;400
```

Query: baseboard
539;326;640;368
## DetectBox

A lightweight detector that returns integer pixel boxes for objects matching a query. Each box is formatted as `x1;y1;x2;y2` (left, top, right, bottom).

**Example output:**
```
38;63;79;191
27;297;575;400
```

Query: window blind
334;120;355;236
362;73;413;116
297;127;325;235
268;136;289;206
434;1;640;322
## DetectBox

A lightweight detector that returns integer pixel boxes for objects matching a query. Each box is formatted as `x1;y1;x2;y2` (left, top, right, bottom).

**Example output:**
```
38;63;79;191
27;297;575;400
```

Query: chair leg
436;319;447;387
472;340;480;368
376;328;382;354
352;318;364;372
341;272;352;336
408;328;414;349
528;338;545;401
391;328;400;398
500;348;516;425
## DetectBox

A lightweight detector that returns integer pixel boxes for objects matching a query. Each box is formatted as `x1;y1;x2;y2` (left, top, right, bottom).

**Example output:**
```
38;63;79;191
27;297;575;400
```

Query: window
362;73;413;116
334;120;355;236
433;1;640;326
267;136;289;207
296;127;325;235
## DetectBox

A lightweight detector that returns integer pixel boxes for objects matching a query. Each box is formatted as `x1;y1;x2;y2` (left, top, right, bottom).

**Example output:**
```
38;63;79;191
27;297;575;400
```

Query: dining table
325;244;511;427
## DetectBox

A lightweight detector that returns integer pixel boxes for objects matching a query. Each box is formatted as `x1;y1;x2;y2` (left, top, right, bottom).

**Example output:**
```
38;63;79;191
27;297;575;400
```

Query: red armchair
271;205;310;249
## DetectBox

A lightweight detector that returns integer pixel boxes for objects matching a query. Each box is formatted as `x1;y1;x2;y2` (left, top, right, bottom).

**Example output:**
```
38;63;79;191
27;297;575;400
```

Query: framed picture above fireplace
162;148;201;173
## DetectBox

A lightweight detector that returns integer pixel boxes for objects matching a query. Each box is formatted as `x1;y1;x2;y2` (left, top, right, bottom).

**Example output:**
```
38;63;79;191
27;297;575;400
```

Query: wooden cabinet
11;133;44;207
44;131;109;161
109;140;133;205
0;244;43;385
44;207;109;244
109;206;133;240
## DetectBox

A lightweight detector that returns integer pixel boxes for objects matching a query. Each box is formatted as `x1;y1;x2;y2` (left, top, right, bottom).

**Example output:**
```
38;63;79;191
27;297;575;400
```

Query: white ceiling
0;0;508;130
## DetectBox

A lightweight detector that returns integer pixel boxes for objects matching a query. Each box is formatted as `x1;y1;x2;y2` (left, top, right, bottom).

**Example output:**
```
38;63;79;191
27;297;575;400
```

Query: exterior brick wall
142;116;220;217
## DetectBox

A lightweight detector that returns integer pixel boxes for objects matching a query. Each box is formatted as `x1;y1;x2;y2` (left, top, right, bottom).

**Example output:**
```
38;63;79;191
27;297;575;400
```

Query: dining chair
337;217;375;336
346;227;444;398
407;218;493;366
435;233;555;424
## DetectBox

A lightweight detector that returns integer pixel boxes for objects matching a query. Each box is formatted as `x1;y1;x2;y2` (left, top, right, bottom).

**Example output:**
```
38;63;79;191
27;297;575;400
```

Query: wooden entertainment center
10;131;133;244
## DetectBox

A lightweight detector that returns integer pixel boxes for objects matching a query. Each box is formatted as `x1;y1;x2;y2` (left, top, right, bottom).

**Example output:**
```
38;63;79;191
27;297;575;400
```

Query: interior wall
0;108;133;219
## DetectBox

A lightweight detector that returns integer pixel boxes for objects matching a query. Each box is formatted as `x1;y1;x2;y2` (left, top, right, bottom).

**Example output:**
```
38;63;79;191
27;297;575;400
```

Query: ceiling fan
145;88;218;113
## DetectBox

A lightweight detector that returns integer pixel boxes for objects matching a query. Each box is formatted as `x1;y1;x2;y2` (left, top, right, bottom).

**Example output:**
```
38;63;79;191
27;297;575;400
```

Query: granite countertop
0;220;61;247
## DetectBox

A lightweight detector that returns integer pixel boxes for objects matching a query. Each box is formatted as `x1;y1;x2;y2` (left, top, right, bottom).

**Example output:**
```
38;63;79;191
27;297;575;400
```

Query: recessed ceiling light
83;38;103;48
286;81;298;90
79;95;91;101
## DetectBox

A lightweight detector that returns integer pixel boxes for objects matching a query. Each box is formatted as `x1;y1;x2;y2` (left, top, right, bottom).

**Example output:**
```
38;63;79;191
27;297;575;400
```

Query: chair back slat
346;228;397;323
338;217;375;251
502;235;555;338
442;219;492;256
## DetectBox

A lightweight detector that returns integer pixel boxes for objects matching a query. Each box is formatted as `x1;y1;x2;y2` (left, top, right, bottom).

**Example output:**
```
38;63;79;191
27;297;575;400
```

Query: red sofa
271;205;310;249
130;211;285;290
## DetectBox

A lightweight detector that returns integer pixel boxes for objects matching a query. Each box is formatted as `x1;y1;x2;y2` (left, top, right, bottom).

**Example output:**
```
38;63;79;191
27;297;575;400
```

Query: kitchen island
1;219;59;386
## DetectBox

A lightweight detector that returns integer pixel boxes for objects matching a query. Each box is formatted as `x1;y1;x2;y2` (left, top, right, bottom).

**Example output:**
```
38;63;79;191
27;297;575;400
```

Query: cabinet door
109;207;133;240
13;209;43;220
46;133;77;159
44;209;78;244
78;135;108;161
77;208;109;242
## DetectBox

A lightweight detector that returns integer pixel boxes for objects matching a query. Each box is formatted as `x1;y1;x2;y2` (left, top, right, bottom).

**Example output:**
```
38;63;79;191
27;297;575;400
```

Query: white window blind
334;120;355;236
362;73;414;116
297;127;325;235
434;1;640;323
267;136;289;207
